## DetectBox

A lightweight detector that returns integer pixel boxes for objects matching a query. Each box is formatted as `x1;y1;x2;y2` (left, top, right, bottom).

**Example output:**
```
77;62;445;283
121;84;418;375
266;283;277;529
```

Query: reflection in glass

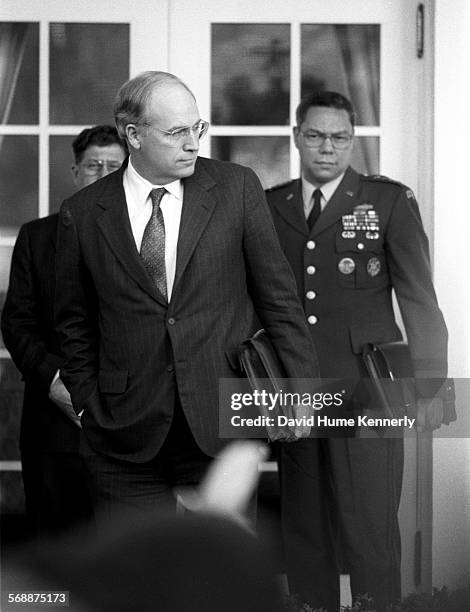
211;136;289;189
49;136;77;214
0;23;39;125
301;25;380;126
0;136;38;238
211;24;290;125
0;246;14;322
50;23;129;124
351;136;379;175
0;358;23;460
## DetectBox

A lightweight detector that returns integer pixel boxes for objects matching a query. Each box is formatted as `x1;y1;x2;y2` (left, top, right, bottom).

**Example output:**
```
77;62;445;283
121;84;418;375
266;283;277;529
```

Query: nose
182;128;199;151
319;135;334;153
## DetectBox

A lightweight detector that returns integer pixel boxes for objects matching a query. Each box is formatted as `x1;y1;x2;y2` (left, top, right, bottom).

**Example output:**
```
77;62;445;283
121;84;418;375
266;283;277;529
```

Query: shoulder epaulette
361;174;405;188
361;174;416;199
265;179;296;193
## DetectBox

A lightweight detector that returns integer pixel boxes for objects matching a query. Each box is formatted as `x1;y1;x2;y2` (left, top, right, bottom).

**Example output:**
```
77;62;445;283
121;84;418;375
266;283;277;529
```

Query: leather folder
362;341;415;419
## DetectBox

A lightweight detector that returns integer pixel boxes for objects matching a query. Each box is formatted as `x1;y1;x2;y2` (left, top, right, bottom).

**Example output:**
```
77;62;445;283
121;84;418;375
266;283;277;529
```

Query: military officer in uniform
266;91;451;611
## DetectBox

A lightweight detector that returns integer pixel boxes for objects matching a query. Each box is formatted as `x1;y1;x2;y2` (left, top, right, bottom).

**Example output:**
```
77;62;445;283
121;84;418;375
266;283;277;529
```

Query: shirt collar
126;157;183;203
301;171;346;205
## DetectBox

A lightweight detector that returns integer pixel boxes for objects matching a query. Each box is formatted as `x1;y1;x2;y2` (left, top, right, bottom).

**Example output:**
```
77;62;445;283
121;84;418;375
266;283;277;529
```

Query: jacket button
357;242;364;250
306;240;316;250
307;315;318;325
306;265;316;275
167;364;174;372
168;317;176;325
306;291;316;300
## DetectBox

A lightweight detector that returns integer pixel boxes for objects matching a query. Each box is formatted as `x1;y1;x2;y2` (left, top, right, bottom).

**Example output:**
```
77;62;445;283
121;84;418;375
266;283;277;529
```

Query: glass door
169;0;432;599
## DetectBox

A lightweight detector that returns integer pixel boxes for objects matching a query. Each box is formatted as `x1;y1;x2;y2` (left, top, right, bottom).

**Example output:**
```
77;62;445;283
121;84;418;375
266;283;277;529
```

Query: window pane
49;136;77;214
301;25;380;126
211;24;290;125
211;136;289;189
49;23;129;124
0;22;39;125
0;136;38;238
0;471;25;514
352;136;379;175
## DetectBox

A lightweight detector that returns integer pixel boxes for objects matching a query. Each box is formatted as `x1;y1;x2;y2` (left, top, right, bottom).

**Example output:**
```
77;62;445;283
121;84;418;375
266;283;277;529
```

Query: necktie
307;189;322;231
140;187;167;300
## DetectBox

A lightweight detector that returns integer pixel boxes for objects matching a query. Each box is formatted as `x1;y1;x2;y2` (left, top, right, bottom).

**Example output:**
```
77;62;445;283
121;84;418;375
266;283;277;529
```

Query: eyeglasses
81;160;123;176
145;119;209;146
298;129;353;150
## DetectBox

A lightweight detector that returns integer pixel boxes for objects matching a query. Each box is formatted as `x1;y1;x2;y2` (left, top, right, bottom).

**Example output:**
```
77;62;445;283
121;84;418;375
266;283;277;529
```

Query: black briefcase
362;341;415;419
238;329;285;393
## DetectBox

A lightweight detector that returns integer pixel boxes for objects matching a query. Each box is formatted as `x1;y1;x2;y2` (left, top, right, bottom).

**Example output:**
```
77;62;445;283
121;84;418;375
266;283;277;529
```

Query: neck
130;154;172;186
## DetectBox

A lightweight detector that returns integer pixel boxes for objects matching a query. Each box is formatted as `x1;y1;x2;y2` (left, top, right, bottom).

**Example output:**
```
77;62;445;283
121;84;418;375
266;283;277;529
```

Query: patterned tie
307;188;322;231
140;187;167;300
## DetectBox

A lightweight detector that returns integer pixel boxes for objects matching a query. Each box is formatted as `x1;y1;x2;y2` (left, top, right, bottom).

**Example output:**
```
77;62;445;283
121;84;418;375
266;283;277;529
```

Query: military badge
353;203;373;211
343;206;380;241
367;257;381;276
338;257;355;275
406;189;415;200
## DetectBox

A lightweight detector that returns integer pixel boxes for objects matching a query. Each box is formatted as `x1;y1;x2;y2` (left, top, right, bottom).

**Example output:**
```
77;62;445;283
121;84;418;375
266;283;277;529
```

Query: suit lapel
271;179;308;236
171;162;217;298
95;168;167;306
311;167;361;237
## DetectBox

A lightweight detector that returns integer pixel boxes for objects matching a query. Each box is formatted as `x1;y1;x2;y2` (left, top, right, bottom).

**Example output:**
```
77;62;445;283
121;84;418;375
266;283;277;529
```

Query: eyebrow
304;129;351;134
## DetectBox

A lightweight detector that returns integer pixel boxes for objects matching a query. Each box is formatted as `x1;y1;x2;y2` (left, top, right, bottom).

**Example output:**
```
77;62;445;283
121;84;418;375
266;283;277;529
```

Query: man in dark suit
266;91;451;610
54;71;319;521
1;125;127;537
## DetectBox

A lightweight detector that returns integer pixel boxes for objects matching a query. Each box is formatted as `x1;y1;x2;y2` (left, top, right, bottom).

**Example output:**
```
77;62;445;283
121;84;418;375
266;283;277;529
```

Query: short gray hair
113;71;195;139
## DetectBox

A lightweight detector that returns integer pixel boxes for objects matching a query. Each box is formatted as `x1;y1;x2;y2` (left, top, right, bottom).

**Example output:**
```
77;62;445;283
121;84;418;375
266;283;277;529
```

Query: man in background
266;91;451;610
1;125;127;537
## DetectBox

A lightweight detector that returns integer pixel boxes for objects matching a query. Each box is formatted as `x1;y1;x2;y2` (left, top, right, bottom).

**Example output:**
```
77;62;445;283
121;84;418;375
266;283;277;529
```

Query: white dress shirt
301;172;345;218
123;159;183;300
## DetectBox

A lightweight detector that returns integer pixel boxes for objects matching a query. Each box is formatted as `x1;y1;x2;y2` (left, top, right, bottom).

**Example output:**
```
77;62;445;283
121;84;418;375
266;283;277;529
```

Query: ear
293;126;300;150
125;124;141;150
71;164;80;185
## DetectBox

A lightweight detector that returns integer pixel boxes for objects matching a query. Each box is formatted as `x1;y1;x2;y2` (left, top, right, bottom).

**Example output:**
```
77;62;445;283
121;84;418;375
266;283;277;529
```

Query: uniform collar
301;172;346;207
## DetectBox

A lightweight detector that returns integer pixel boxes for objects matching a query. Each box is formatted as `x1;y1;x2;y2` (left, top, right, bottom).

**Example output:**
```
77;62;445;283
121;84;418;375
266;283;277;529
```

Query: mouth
315;161;336;167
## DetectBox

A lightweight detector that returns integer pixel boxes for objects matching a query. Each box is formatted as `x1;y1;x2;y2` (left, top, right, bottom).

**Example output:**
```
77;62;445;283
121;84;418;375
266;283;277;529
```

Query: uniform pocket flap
349;323;402;355
98;370;128;394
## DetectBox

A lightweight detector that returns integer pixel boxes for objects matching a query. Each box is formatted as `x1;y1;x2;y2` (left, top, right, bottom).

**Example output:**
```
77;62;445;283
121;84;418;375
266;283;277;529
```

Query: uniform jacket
1;215;81;453
266;167;448;390
55;156;319;462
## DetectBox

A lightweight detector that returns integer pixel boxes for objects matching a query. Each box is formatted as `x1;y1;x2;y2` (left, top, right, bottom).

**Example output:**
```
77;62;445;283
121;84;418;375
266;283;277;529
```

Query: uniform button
306;265;316;275
307;315;318;325
306;291;316;300
167;364;174;372
306;240;316;250
357;242;364;250
168;317;176;325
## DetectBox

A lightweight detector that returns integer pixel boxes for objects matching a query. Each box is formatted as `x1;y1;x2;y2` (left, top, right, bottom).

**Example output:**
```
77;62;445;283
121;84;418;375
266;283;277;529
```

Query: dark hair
113;71;195;139
72;125;127;163
296;91;356;128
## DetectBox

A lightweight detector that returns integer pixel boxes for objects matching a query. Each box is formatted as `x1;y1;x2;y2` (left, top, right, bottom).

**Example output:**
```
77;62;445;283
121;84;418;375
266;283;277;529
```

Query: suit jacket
1;215;81;453
266;167;448;394
55;157;319;462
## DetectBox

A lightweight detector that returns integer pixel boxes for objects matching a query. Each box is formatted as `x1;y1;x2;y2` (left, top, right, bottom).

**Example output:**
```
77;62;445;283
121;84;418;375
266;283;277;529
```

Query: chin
177;164;196;178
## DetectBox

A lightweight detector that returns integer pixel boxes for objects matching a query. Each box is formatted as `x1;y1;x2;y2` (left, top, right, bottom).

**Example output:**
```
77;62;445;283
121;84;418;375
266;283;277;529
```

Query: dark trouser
81;397;212;524
280;436;403;612
21;449;94;538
